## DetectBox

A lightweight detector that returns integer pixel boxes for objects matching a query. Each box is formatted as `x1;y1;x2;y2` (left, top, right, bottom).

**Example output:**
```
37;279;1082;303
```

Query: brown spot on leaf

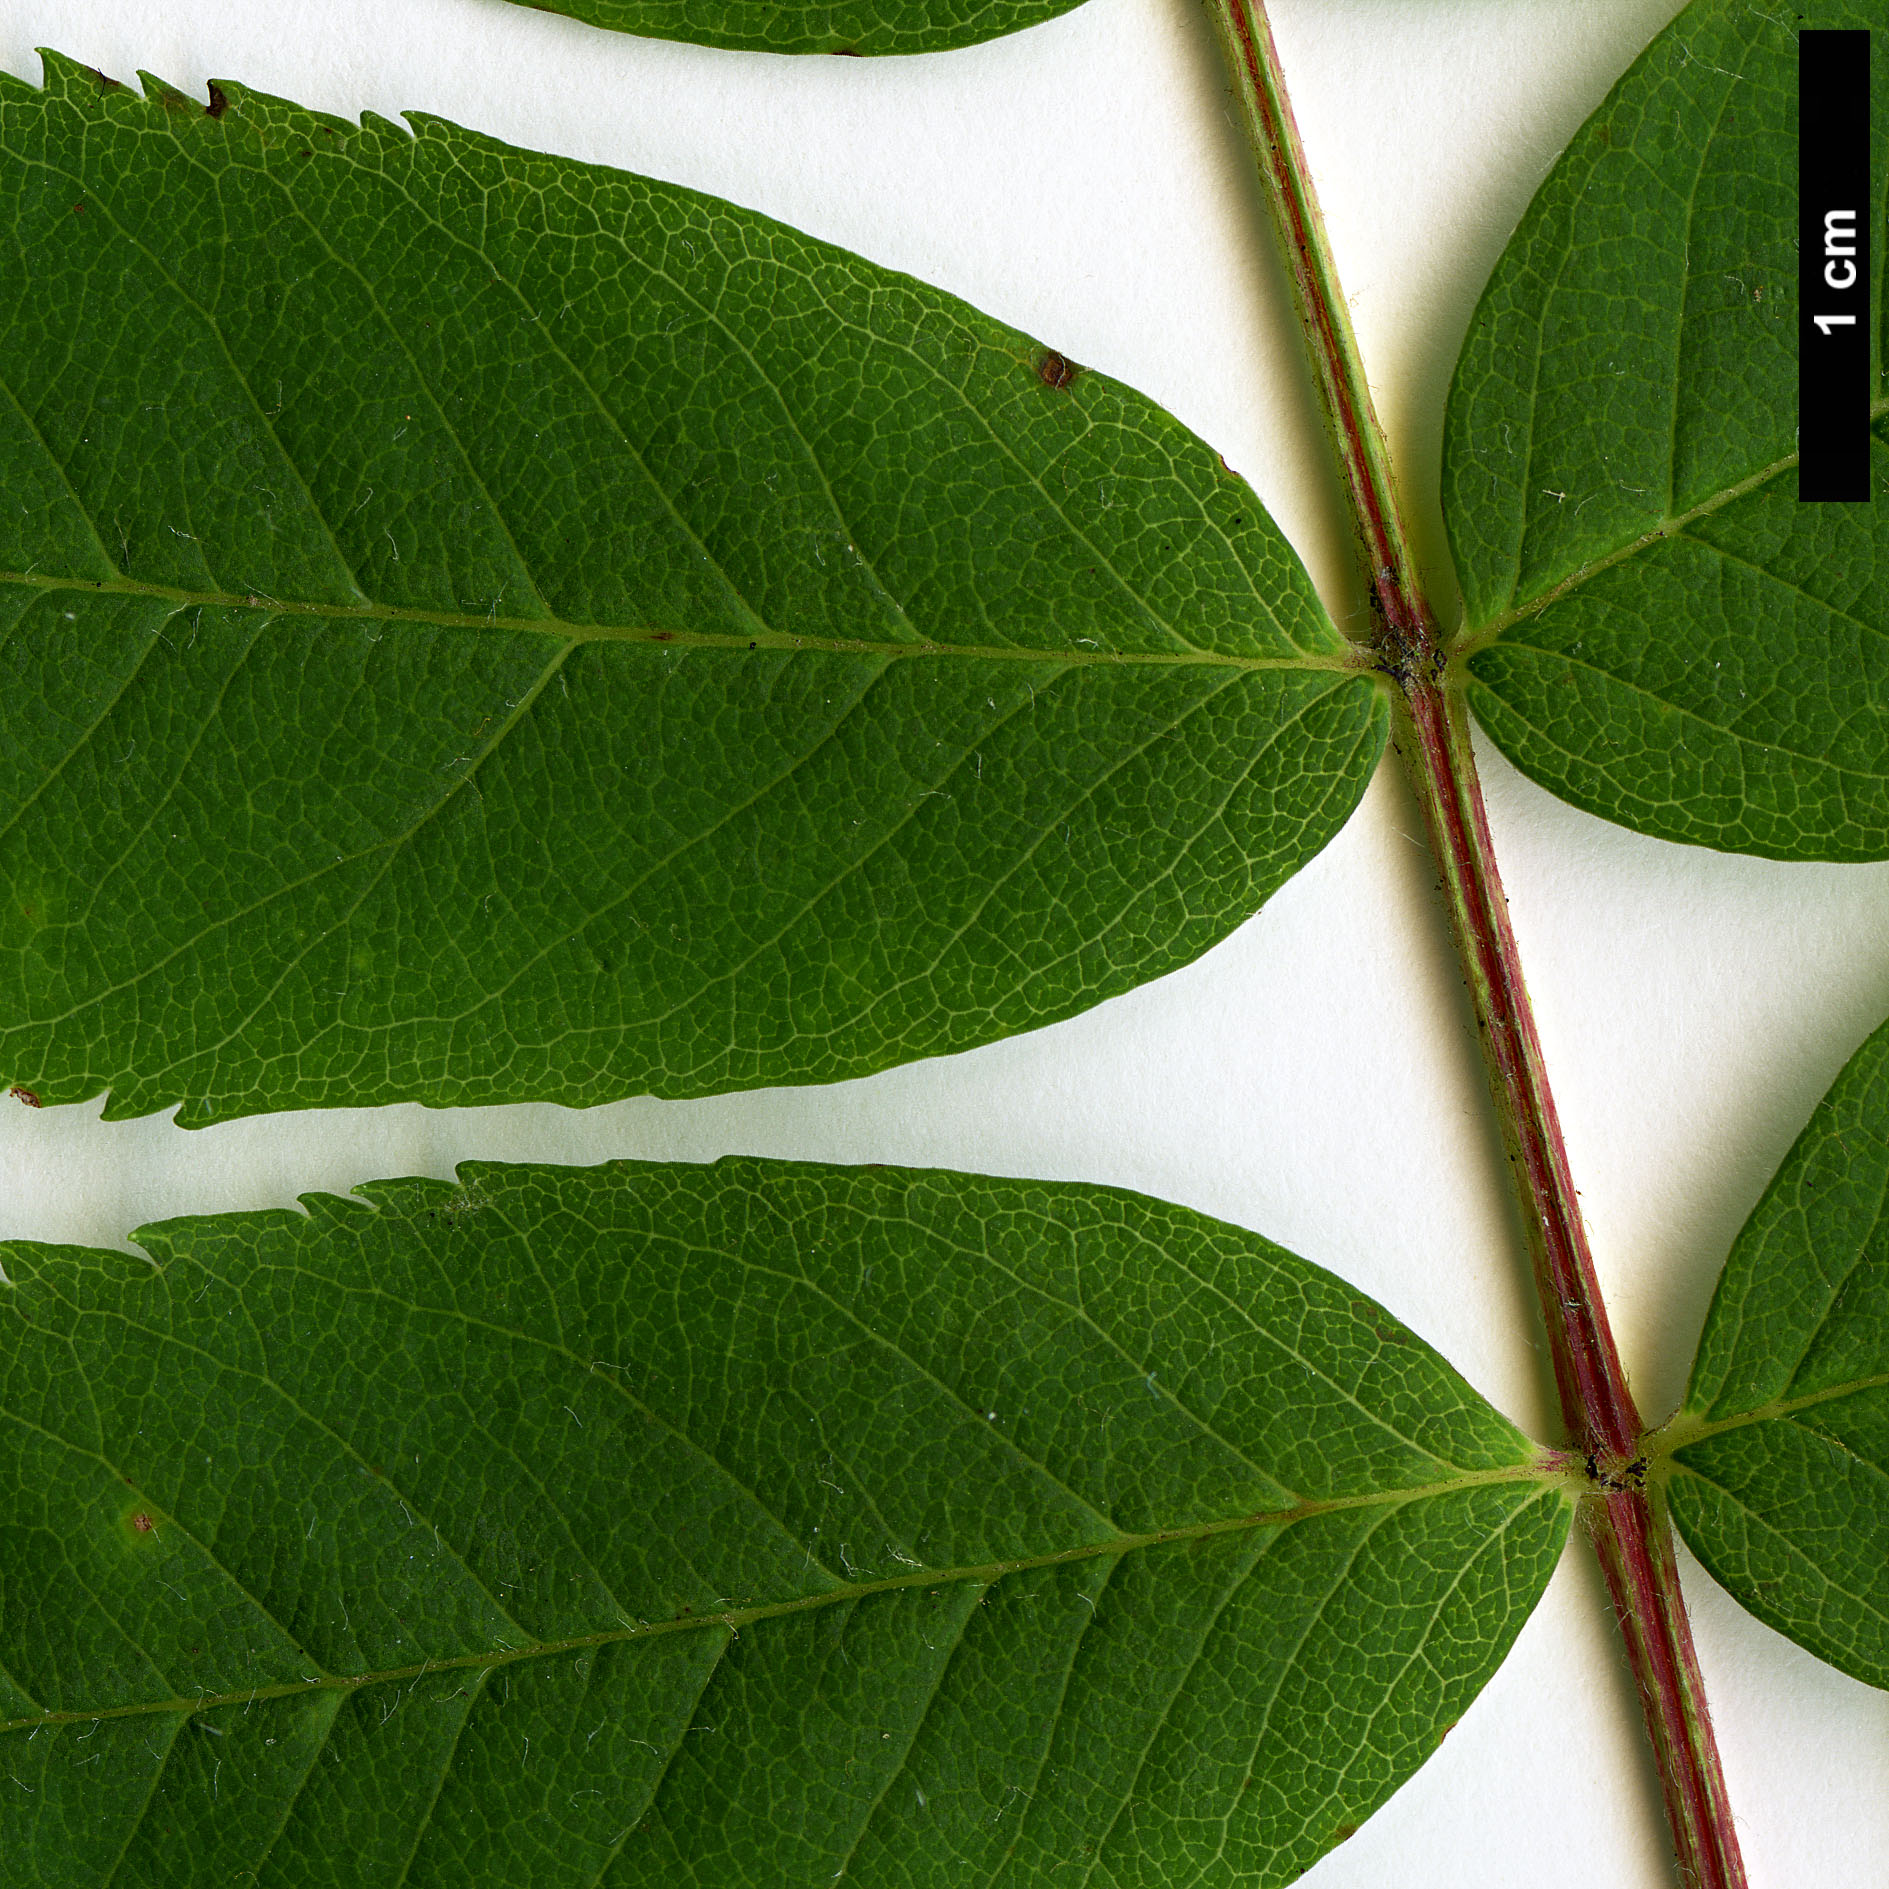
1331;1823;1359;1843
831;45;862;55
8;1086;40;1108
1037;350;1078;391
131;1512;156;1533
88;68;124;92
205;82;229;120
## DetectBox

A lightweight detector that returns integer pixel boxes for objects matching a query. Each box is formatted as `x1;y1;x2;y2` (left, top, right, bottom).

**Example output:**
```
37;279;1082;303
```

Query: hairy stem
1396;680;1640;1459
1196;0;1428;675
1200;2;1747;1882
1588;1489;1749;1889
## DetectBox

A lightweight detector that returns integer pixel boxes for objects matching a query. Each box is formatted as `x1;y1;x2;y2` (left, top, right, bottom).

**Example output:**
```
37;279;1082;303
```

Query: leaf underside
1667;1016;1889;1690
498;0;1090;55
0;1159;1567;1887
1443;0;1889;863
0;55;1383;1123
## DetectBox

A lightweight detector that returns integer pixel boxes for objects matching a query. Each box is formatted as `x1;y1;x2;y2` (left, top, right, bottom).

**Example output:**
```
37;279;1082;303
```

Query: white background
3;0;1888;1882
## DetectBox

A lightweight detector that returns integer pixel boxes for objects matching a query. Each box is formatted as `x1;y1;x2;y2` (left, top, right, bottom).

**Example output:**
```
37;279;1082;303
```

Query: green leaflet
491;0;1088;55
0;1160;1570;1887
1659;1017;1889;1690
1443;0;1889;863
0;56;1383;1123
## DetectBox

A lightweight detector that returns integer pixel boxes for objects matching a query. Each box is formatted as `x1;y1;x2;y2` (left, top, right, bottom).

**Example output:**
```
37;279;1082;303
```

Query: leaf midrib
1647;1369;1889;1459
1460;644;1889;783
12;105;1341;675
1451;395;1889;659
0;570;1356;673
0;1461;1564;1738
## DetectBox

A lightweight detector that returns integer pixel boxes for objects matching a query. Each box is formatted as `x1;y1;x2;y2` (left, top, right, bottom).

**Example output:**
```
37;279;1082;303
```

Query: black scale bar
1800;29;1872;503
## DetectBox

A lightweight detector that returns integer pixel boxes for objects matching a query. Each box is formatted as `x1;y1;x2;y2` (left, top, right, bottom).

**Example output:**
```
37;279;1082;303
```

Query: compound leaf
492;0;1089;56
1662;1015;1889;1689
0;55;1383;1123
1443;0;1889;862
0;1159;1569;1886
